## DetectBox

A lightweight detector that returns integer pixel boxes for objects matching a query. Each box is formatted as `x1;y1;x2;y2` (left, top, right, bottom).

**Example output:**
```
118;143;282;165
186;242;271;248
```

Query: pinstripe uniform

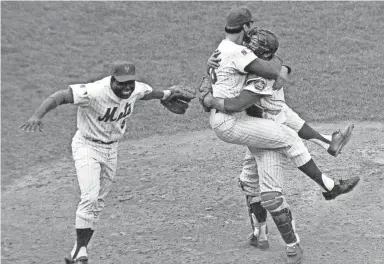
209;39;311;176
70;76;152;229
240;76;307;198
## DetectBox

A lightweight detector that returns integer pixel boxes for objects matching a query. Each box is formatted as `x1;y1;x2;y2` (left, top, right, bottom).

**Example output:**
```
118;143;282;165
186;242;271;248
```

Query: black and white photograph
1;1;384;264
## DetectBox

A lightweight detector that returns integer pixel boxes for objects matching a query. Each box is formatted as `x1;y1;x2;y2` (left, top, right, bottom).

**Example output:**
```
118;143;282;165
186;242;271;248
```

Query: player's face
111;78;136;99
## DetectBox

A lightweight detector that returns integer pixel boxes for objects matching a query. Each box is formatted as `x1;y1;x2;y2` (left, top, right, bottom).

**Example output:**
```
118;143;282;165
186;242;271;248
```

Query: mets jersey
69;76;152;143
244;74;285;112
211;39;257;99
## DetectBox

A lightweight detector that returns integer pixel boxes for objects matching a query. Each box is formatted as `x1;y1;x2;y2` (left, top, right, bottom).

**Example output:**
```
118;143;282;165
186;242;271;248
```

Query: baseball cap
226;7;253;28
110;61;140;82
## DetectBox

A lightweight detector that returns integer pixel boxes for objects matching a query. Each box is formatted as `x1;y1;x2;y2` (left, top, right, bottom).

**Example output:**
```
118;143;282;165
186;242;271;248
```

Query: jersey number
121;120;126;129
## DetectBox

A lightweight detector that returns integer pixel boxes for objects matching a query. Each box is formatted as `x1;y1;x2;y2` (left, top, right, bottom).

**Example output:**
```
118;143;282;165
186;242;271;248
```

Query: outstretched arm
20;89;74;132
140;90;171;101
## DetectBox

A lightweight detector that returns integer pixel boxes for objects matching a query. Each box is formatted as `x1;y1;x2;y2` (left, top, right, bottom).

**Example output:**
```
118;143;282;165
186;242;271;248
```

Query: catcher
19;60;195;264
199;28;358;263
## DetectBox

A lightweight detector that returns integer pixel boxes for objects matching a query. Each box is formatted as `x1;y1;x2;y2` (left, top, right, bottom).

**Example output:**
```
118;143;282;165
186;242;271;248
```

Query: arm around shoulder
244;56;282;80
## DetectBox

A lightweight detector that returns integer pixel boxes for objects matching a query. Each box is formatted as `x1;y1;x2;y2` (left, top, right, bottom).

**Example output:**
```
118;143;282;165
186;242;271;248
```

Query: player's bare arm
206;49;287;89
142;85;195;115
140;90;170;100
20;89;74;132
204;90;262;113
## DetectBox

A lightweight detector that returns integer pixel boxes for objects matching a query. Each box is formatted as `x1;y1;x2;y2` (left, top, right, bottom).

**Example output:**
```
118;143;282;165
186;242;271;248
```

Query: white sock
71;242;77;258
322;173;335;191
77;246;88;258
309;134;332;150
258;223;268;240
71;243;87;259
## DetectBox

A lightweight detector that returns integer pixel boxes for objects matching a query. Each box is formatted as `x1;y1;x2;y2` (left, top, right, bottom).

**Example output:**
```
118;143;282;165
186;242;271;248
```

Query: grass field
2;2;384;264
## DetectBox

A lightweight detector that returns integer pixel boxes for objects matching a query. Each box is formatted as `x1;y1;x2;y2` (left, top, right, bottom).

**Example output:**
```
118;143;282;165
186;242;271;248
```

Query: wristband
161;90;172;101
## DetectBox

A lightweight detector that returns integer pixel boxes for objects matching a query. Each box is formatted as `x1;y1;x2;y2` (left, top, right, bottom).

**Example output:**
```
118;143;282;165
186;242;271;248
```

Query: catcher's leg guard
250;201;268;224
245;196;269;249
261;192;298;245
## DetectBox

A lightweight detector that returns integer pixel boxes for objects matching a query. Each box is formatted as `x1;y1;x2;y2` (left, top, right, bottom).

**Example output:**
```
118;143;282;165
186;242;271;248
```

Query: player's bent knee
247;195;261;204
260;191;286;212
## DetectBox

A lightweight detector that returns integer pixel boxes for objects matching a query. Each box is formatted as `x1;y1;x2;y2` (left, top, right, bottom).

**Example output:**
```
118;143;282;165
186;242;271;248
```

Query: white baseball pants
71;130;118;229
239;105;306;196
210;109;311;168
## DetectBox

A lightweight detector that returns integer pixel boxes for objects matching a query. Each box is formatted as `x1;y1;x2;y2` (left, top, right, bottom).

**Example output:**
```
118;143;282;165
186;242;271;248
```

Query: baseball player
206;28;356;250
19;61;195;264
198;7;359;264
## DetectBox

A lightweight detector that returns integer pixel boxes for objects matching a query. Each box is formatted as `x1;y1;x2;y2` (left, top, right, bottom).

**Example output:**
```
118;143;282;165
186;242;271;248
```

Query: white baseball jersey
69;76;153;143
211;39;257;99
244;75;285;114
243;75;304;131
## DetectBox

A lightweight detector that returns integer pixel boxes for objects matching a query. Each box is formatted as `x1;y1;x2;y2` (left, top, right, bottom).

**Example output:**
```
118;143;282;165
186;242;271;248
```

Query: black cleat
327;124;354;157
286;243;304;264
65;256;75;264
322;177;360;200
248;225;269;250
65;256;88;264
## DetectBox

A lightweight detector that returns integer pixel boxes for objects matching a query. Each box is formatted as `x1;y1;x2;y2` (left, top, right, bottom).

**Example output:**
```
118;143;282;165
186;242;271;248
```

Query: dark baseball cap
110;61;140;82
226;7;253;28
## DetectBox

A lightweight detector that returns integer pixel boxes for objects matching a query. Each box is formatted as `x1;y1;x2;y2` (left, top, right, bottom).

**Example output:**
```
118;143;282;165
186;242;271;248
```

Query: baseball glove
197;76;213;112
160;84;196;115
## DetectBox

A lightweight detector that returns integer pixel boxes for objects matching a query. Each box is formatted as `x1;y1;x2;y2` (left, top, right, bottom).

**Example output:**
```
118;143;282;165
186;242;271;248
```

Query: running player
20;61;194;264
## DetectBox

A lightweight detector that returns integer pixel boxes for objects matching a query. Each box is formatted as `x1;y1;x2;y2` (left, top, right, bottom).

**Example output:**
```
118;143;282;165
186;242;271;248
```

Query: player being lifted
198;7;359;264
206;27;357;251
20;61;195;264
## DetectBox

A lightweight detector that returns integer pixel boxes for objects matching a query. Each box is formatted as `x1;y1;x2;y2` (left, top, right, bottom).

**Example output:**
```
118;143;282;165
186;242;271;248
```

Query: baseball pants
239;105;306;198
71;130;118;229
210;109;311;168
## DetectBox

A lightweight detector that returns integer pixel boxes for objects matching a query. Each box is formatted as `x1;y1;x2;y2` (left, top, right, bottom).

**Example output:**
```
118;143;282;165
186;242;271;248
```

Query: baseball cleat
249;234;269;249
248;225;269;250
65;256;88;264
322;177;360;200
327;124;354;157
286;243;304;264
65;256;75;264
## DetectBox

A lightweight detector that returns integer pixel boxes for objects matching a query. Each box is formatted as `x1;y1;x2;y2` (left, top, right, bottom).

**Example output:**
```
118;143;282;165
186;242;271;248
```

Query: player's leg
267;108;359;199
213;113;360;199
282;105;354;157
246;121;359;201
238;148;268;249
67;139;105;263
251;148;303;263
299;123;354;157
92;144;118;246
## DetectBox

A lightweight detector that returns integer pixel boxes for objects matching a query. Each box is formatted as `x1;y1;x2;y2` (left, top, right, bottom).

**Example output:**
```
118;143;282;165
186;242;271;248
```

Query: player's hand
203;92;214;108
207;50;221;70
19;116;44;132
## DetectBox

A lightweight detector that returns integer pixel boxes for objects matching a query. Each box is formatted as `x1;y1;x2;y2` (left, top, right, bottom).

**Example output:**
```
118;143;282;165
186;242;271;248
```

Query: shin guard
261;192;297;245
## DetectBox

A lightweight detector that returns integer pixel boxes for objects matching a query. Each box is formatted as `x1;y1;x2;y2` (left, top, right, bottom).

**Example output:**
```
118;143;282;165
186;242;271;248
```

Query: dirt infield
2;122;383;264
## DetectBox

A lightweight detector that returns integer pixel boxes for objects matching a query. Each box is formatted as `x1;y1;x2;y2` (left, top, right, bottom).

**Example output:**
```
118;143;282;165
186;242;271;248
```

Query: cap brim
114;75;140;82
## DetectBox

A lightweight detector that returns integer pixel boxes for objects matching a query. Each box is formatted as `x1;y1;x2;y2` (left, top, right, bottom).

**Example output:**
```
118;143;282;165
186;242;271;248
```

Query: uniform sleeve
243;77;273;96
69;83;91;107
135;82;153;99
232;47;258;73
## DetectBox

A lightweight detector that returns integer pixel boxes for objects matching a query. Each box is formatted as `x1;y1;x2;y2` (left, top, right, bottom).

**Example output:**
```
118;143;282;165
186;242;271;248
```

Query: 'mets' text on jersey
69;76;152;142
